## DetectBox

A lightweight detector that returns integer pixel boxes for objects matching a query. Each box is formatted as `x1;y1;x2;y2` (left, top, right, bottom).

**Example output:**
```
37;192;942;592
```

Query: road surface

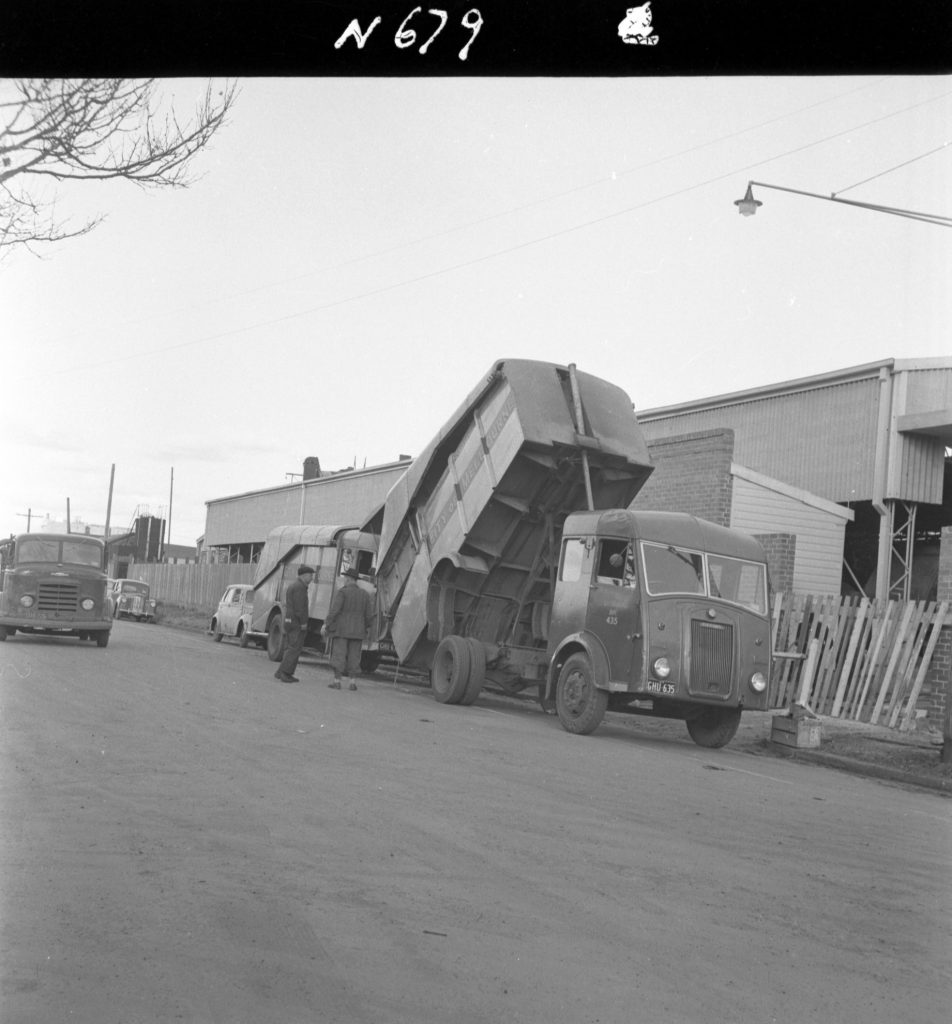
2;620;950;1023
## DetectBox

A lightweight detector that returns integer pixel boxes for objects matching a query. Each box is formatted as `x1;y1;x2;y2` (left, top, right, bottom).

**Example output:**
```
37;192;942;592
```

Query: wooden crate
770;713;822;749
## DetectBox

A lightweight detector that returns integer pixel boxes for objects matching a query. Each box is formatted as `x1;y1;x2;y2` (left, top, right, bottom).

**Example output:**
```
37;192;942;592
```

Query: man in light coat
324;566;374;690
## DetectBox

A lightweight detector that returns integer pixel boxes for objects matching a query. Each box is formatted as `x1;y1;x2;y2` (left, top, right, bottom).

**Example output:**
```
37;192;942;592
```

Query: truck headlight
749;671;767;693
81;598;95;611
19;594;35;608
652;656;671;679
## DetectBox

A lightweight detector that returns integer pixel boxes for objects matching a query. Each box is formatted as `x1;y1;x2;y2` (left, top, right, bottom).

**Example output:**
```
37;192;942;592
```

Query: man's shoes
274;670;297;683
328;679;341;689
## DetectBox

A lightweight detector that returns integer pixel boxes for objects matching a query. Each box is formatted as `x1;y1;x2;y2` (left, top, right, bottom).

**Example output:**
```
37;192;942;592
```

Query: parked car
104;579;118;617
211;584;258;646
111;579;158;622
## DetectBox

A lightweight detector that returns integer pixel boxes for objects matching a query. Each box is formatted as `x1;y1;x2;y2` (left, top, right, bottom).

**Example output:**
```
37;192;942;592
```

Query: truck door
586;538;641;683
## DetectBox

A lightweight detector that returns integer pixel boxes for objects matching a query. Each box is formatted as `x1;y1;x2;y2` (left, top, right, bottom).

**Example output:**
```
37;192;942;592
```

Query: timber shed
636;358;952;602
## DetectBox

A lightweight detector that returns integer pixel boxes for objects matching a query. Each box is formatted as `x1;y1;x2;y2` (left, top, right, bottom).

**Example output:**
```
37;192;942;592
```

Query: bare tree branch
0;78;238;255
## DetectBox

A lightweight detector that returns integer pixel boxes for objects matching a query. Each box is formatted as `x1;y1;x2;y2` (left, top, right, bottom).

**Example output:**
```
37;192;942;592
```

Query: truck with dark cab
0;532;113;646
368;358;771;747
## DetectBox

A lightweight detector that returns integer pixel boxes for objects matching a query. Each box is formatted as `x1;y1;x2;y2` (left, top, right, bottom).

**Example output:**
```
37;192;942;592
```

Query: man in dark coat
274;565;314;683
324;566;375;690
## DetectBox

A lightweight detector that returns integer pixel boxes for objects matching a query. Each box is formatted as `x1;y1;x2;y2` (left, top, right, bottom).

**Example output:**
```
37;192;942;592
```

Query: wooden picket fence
126;562;256;614
770;593;950;731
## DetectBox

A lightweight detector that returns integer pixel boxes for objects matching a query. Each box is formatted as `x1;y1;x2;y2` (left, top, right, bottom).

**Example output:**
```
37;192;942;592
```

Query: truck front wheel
267;616;286;662
686;707;742;748
555;653;607;735
95;631;110;648
431;636;471;704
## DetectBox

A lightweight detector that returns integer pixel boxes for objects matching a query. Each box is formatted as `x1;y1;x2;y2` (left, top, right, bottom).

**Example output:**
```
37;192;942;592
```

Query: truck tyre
267;615;286;662
238;625;250;649
212;617;224;642
431;635;471;704
0;626;9;641
360;651;381;674
458;638;486;705
95;631;110;648
555;653;607;735
686;707;742;748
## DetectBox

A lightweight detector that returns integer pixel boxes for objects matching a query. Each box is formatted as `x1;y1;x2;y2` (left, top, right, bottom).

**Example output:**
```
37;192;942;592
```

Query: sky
2;75;950;547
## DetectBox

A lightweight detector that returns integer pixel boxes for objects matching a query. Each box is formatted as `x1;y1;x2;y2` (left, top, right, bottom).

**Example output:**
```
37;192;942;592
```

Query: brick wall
920;525;952;725
631;429;735;527
753;533;797;595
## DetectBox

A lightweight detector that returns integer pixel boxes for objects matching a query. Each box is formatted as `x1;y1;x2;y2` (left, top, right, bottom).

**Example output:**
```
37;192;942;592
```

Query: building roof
637;358;952;508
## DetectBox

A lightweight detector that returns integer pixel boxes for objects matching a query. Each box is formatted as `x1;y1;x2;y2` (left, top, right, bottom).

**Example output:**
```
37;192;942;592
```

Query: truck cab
547;510;772;746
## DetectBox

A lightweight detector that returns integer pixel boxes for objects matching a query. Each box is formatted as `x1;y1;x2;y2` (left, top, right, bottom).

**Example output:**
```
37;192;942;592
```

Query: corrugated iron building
203;460;410;563
636;358;952;601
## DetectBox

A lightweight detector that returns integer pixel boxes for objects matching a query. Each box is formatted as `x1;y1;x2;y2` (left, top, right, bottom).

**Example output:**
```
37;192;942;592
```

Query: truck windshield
641;541;767;615
641;543;704;595
707;554;767;615
120;582;149;595
16;537;103;568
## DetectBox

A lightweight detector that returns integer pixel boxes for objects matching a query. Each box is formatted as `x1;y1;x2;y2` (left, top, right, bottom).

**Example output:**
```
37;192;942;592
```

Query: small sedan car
112;579;158;622
211;584;256;646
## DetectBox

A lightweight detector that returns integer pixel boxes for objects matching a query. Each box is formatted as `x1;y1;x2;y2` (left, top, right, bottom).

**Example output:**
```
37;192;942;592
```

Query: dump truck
369;358;771;747
244;524;383;671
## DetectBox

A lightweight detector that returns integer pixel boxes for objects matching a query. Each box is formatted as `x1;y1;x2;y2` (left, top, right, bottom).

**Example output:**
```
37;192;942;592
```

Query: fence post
795;638;820;710
830;598;868;717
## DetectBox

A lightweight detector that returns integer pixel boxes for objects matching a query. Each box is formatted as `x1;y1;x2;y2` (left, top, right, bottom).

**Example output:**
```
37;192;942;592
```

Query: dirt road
2;620;950;1023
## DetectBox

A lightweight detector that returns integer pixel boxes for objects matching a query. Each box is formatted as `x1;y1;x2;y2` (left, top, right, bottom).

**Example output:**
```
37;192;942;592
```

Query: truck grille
38;582;79;613
690;620;733;697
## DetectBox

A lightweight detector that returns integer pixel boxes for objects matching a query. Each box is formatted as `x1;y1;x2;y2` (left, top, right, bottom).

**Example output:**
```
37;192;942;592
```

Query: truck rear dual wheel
555;653;608;735
685;707;742;748
458;638;485;706
431;636;485;705
267;616;286;662
359;651;381;674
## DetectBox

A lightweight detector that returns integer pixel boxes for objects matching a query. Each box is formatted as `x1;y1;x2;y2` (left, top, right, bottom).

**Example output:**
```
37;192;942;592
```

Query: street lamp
734;180;952;228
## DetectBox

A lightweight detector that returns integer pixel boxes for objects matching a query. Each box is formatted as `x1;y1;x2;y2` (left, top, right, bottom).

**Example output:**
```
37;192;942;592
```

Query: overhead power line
16;87;952;381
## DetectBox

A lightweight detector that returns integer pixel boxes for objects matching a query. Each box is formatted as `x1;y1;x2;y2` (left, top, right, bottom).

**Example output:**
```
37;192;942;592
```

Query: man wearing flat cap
323;565;375;690
274;565;314;683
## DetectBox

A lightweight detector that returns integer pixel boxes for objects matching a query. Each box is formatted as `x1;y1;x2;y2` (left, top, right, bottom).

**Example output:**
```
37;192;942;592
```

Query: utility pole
104;464;115;539
16;508;33;532
166;467;174;557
